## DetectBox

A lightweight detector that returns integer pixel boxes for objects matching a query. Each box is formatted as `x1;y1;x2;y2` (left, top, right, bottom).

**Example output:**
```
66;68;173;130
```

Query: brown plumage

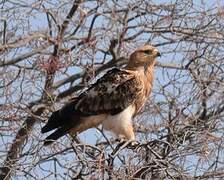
41;45;160;145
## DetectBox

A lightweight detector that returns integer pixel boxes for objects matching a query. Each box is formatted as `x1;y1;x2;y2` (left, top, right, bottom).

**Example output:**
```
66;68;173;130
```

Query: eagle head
128;45;160;68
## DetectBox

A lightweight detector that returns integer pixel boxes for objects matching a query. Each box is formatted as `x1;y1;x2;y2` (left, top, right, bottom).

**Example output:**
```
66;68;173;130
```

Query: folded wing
41;68;143;145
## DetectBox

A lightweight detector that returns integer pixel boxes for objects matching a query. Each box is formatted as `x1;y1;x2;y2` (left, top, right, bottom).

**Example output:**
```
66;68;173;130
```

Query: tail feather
42;110;70;146
41;110;61;133
41;100;81;145
43;127;69;146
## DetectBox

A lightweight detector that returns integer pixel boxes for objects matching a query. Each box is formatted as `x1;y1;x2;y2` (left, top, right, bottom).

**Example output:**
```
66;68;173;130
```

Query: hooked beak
156;51;161;57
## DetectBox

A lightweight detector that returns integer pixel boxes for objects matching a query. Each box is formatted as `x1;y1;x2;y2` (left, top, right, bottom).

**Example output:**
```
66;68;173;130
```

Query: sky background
1;0;224;179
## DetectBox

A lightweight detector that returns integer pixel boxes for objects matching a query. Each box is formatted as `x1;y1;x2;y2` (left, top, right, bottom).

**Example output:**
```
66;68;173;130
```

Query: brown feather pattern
75;68;144;115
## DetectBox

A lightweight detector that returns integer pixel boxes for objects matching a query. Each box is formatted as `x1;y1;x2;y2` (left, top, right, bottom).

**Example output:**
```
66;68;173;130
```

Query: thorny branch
0;0;224;179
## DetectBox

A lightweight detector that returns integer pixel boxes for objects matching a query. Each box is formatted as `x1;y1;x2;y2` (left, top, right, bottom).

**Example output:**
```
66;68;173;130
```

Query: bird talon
115;137;125;143
116;138;139;147
129;140;139;147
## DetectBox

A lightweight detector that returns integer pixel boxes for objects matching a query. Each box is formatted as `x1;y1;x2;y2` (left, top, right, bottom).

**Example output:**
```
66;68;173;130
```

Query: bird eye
144;50;152;55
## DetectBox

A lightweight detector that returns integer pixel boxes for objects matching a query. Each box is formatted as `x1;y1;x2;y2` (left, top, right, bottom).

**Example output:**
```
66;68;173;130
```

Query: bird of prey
41;45;160;145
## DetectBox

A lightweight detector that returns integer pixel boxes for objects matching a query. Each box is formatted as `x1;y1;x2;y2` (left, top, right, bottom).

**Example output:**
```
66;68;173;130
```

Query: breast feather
102;105;135;135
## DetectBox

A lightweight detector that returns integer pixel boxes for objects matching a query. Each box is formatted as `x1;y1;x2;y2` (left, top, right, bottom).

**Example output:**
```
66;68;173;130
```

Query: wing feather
75;68;143;115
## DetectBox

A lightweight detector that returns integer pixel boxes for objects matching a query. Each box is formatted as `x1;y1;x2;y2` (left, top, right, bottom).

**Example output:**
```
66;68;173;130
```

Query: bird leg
115;136;139;149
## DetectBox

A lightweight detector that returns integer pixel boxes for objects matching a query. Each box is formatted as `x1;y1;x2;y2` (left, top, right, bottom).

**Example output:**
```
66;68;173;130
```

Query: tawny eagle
41;45;160;145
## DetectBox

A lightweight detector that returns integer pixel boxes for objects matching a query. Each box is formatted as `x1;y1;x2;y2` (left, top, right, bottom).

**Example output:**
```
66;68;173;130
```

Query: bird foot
129;140;139;147
115;138;139;148
115;137;126;144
